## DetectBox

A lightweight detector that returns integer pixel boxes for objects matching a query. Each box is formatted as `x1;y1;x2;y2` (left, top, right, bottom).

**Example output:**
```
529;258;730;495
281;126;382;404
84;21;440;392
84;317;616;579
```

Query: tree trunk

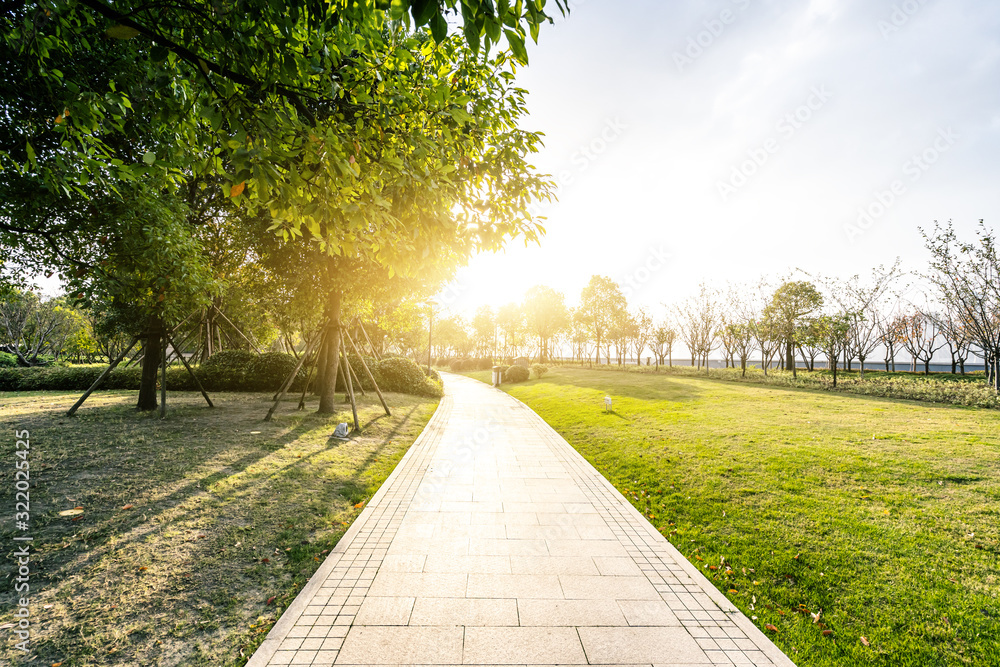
318;291;343;414
314;328;329;395
137;315;162;411
924;359;931;375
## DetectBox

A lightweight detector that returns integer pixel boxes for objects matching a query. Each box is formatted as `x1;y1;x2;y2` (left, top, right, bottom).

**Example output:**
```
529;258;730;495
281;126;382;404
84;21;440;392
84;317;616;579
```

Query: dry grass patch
0;389;438;665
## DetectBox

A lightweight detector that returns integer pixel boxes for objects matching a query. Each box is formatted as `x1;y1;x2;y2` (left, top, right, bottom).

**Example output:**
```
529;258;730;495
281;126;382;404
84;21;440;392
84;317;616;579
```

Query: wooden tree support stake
345;331;390;416
346;350;366;397
297;330;327;411
67;336;140;417
164;330;214;408
264;333;319;422
355;319;382;361
340;337;360;432
213;306;262;353
159;341;167;419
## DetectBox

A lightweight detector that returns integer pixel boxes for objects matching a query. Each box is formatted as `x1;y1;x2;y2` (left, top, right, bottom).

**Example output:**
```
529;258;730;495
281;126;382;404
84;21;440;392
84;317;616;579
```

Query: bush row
448;357;495;372
0;353;442;398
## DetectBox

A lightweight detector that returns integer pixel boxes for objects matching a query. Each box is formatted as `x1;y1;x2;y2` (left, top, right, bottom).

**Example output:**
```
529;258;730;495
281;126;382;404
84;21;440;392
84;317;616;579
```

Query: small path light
493;366;503;387
604;395;613;412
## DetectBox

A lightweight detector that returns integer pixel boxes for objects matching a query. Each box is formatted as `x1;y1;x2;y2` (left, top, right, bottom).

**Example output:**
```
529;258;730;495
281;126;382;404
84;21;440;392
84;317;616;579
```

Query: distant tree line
427;222;999;392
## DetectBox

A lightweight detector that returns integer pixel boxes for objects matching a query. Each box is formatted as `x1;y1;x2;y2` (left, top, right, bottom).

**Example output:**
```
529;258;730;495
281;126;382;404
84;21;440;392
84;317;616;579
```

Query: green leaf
485;16;501;42
430;13;448;42
464;20;481;53
410;0;437;27
106;25;140;39
505;29;528;64
150;45;169;62
25;141;36;168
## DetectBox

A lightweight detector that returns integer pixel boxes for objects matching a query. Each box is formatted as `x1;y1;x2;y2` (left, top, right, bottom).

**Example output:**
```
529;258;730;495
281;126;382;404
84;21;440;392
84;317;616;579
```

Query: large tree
579;276;626;366
523;285;568;363
765;280;823;377
5;3;556;413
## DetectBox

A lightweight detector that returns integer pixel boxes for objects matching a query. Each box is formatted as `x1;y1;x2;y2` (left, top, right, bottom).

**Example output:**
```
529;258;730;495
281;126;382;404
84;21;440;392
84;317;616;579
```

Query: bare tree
922;220;1000;390
674;284;719;370
821;262;901;378
631;308;653;366
876;312;907;372
652;322;676;369
899;311;944;375
933;305;973;374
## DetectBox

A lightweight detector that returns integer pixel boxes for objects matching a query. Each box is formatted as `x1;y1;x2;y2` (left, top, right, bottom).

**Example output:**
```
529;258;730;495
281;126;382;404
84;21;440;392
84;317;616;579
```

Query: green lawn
0;390;438;665
470;367;1000;666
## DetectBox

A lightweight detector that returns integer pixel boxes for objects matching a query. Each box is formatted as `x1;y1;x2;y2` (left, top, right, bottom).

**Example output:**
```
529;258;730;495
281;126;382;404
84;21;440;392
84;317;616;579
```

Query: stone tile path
247;372;795;667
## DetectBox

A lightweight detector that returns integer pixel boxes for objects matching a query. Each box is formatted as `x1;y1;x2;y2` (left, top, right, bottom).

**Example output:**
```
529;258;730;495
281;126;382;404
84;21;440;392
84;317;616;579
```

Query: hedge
0;353;442;398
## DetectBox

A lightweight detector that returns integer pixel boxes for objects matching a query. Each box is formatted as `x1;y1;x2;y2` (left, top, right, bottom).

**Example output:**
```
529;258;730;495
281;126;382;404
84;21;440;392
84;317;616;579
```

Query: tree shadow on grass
0;389;437;666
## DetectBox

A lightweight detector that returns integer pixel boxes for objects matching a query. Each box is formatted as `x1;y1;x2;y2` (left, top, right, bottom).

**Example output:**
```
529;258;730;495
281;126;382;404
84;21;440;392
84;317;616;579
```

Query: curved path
248;372;795;667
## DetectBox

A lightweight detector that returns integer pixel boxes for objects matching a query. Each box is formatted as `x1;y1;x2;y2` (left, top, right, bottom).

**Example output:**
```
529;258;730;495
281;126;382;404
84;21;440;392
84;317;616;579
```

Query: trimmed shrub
0;352;18;367
531;364;548;379
199;349;256;390
245;352;302;391
375;357;442;397
504;365;530;383
472;357;494;371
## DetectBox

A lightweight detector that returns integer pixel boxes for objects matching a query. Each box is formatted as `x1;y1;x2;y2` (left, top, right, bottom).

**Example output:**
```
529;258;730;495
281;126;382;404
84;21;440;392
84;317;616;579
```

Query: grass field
466;367;1000;667
0;389;438;665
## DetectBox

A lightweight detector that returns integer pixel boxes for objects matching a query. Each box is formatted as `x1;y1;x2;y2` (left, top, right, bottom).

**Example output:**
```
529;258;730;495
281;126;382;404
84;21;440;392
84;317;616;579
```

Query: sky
439;0;1000;318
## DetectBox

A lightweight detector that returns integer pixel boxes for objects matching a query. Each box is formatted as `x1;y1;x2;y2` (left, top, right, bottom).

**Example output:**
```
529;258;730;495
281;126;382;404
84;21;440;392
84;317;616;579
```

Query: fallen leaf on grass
354;501;364;509
861;636;870;646
266;596;276;605
764;624;778;633
0;623;15;630
122;504;134;510
58;508;83;517
822;630;833;637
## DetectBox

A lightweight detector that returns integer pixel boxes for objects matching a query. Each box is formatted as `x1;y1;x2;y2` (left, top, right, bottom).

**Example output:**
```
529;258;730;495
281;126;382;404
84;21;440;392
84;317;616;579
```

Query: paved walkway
248;373;795;667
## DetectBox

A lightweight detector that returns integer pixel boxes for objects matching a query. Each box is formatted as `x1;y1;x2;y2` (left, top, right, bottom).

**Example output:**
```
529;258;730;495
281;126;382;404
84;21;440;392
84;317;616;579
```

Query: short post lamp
492;366;503;387
604;395;613;412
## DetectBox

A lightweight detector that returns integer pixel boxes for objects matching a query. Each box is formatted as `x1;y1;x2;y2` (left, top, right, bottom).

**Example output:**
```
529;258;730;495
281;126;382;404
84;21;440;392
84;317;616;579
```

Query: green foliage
374;357;442;397
202;350;257;373
199;349;256;390
0;352;17;367
531;363;548;379
245;352;302;392
503;364;530;383
449;357;494;372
